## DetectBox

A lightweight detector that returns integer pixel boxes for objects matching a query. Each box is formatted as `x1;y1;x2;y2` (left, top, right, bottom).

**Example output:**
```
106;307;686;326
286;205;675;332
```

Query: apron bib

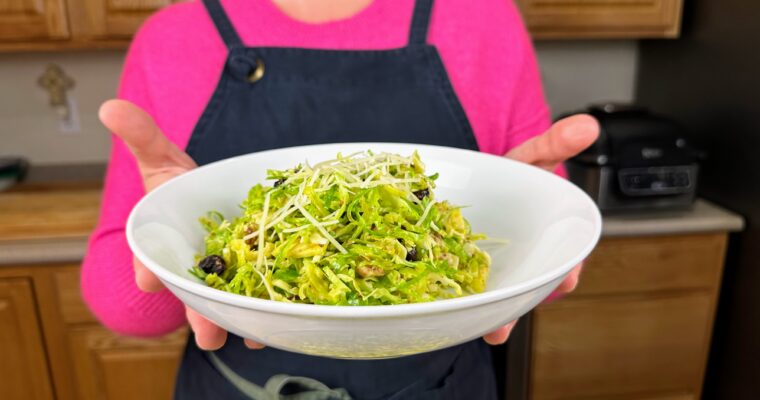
176;1;497;398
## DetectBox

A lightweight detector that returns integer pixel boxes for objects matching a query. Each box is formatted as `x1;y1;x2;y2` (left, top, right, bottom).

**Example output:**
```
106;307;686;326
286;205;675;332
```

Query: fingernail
565;116;599;139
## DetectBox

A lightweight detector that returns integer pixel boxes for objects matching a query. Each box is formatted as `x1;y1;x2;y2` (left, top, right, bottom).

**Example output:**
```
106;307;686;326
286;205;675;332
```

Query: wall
0;42;637;165
0;51;122;165
535;40;638;117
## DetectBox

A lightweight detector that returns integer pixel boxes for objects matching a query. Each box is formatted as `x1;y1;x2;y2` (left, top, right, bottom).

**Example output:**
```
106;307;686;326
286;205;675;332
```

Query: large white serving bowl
127;143;601;359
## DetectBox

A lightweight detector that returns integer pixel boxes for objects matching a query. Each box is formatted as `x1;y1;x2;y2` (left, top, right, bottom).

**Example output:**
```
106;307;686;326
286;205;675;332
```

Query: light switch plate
59;96;81;134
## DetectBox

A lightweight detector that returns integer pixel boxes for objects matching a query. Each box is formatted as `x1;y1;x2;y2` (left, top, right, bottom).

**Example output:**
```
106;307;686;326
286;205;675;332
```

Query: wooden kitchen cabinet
515;0;684;39
0;264;188;400
77;0;175;38
0;0;69;42
68;326;187;400
532;293;713;399
0;0;179;51
0;278;55;400
525;233;727;400
56;266;188;400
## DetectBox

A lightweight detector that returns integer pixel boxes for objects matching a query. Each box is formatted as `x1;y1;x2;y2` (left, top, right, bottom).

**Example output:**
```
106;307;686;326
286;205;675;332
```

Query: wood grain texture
80;0;175;39
0;278;55;400
54;266;97;324
68;325;188;400
531;292;712;400
1;264;88;400
572;234;727;296
516;0;683;39
0;0;69;41
0;264;188;400
0;189;100;242
528;233;728;400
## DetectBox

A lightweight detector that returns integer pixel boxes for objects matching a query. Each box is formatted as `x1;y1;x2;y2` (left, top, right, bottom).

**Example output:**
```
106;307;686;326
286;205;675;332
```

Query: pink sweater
82;0;551;337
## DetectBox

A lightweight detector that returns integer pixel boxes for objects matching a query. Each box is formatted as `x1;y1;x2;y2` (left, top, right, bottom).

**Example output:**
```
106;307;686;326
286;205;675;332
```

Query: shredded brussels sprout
189;151;491;305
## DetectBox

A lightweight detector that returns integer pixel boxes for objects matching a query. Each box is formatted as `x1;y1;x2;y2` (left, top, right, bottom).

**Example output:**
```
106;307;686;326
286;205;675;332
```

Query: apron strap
202;0;244;50
203;0;434;49
408;0;435;46
207;352;352;400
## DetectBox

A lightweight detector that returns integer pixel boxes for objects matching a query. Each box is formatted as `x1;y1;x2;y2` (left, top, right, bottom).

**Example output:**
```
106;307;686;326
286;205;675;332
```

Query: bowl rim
126;142;602;319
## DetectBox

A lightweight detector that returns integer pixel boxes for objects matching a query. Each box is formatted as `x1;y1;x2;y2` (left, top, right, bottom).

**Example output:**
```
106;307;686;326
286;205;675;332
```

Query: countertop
602;199;745;237
0;187;101;265
0;188;745;265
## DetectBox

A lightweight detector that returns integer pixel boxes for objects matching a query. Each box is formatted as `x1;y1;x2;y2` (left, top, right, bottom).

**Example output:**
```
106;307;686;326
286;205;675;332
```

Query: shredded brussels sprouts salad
189;151;491;305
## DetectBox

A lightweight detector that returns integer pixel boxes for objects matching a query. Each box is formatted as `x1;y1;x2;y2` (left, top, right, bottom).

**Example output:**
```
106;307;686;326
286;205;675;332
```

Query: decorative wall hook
38;63;75;120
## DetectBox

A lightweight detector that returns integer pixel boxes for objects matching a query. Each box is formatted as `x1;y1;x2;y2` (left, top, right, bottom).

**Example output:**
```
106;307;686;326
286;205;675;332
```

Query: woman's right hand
99;99;263;350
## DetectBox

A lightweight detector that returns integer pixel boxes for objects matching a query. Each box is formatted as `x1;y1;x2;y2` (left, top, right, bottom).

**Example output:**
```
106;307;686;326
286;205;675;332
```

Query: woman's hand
100;99;263;350
482;114;599;345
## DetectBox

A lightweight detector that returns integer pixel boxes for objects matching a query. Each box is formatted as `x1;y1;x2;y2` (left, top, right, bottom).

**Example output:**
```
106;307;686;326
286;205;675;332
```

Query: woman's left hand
482;114;599;345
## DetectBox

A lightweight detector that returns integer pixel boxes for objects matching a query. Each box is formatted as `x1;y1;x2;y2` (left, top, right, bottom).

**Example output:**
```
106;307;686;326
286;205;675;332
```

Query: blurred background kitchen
0;1;757;399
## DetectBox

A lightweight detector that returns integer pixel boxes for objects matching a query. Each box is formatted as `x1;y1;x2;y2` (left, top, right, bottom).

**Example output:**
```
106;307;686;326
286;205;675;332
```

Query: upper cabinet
0;0;177;51
0;0;684;51
76;0;175;39
515;0;684;39
0;0;69;42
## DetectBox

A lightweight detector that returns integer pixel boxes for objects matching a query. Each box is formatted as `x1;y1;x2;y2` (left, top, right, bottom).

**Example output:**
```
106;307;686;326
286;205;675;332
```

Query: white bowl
127;143;601;359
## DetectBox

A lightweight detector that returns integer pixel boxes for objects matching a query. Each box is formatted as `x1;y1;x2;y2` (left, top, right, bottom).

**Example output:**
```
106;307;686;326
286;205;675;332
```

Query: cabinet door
68;325;188;400
516;0;683;39
0;278;54;400
530;292;712;400
0;0;68;41
79;0;177;39
575;234;726;296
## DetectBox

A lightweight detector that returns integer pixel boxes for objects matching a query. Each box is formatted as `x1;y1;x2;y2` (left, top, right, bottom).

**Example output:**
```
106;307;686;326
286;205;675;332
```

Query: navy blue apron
175;0;497;398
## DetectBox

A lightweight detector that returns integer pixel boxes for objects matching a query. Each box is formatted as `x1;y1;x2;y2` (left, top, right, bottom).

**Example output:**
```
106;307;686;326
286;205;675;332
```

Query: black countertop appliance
564;104;701;213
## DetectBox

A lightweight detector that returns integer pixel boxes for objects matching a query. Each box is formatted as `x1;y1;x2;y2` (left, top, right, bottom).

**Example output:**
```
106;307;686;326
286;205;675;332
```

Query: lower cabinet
0;232;731;400
525;233;727;400
532;293;712;399
0;264;187;400
0;278;55;400
68;326;187;400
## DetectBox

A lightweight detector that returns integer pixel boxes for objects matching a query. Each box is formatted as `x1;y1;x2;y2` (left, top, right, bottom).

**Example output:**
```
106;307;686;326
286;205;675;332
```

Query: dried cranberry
199;255;226;275
406;247;419;261
413;189;429;200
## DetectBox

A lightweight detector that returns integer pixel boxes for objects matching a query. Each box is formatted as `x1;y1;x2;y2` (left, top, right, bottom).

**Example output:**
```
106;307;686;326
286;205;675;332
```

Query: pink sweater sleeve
80;32;186;337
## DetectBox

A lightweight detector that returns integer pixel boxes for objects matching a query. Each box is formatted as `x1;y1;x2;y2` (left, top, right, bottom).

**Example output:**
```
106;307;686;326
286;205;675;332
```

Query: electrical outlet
59;96;81;134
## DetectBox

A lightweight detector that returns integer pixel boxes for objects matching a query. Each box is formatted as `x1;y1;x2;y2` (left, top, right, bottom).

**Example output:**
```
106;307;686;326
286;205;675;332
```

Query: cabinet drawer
573;234;726;296
531;292;712;400
54;267;96;324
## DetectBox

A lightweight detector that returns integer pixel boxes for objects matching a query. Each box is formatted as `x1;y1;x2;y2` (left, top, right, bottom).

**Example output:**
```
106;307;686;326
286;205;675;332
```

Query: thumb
506;114;599;172
99;99;196;191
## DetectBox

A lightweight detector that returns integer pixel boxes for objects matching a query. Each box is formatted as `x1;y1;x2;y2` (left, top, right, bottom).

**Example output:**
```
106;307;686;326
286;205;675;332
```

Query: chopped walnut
357;265;385;278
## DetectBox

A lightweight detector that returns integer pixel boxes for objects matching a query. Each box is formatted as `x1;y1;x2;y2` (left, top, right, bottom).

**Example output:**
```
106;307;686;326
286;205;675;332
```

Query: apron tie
207;352;352;400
